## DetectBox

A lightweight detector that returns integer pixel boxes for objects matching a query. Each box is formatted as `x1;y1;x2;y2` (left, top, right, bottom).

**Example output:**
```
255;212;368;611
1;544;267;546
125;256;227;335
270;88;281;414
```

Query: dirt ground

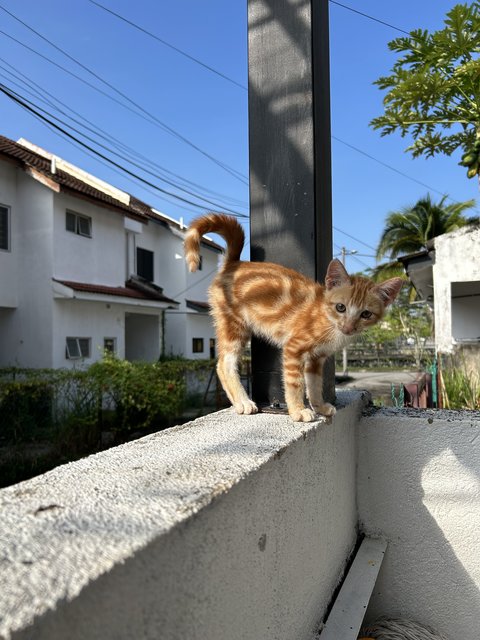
336;369;421;406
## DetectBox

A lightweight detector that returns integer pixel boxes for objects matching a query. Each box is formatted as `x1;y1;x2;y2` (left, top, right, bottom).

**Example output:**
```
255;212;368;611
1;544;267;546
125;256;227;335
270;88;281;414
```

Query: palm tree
376;194;478;261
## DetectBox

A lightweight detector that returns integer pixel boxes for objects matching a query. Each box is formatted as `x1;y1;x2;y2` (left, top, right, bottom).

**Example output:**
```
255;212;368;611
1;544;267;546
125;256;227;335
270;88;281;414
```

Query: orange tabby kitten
185;214;403;422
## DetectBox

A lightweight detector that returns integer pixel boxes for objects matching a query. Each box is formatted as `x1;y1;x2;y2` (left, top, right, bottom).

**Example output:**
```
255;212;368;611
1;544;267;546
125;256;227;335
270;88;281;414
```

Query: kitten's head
324;259;403;337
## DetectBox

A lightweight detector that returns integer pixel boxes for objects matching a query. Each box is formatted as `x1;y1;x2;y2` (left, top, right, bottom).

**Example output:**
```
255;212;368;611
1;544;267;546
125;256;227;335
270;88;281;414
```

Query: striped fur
185;214;403;422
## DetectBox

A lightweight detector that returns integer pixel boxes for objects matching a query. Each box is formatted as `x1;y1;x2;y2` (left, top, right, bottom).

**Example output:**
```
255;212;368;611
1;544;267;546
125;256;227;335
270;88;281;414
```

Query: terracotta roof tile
54;279;178;305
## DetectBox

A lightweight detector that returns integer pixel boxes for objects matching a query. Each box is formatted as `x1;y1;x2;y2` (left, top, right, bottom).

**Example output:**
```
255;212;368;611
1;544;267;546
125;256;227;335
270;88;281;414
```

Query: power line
333;225;377;252
0;68;248;215
0;4;249;185
0;82;250;216
0;56;249;209
329;0;410;36
87;0;247;91
332;136;452;201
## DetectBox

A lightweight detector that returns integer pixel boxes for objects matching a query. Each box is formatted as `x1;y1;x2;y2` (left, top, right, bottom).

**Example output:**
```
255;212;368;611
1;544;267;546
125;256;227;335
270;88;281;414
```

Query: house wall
53;192;131;286
53;299;125;368
434;226;480;353
0;161;18;309
155;221;218;359
0;155;218;367
451;295;480;340
0;172;55;367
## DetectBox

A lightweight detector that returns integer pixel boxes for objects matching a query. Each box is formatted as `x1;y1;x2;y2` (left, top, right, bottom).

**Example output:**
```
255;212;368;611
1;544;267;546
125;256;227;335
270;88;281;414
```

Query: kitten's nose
342;323;356;335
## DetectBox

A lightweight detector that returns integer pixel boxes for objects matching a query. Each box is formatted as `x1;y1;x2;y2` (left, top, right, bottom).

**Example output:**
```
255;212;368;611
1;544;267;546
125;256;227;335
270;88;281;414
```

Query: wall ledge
0;390;367;640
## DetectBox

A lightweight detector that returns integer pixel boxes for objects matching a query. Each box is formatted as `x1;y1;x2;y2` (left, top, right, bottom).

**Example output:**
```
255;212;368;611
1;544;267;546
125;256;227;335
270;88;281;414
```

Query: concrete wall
358;406;480;639
53;192;129;287
0;393;363;640
2;172;55;367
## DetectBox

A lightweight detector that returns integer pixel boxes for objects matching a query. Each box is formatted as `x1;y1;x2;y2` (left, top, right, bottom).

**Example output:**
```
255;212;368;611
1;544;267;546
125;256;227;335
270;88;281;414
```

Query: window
66;337;91;359
0;205;10;251
66;211;92;238
192;338;204;353
137;247;154;282
104;337;116;354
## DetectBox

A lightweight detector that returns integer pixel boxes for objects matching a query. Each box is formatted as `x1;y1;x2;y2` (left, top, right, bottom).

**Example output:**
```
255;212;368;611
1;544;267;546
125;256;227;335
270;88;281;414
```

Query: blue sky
0;0;477;272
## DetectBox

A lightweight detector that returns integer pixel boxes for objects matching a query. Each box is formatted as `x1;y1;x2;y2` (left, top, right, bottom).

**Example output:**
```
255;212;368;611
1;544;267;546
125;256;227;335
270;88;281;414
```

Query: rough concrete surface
0;391;364;640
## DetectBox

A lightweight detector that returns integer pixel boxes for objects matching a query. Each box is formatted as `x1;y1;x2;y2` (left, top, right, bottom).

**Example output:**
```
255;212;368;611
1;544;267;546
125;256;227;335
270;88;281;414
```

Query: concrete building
399;224;480;367
0;135;221;368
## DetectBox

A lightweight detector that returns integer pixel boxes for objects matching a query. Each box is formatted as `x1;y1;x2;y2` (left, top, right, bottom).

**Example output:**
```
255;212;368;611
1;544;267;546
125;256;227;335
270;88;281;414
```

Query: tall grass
441;363;480;410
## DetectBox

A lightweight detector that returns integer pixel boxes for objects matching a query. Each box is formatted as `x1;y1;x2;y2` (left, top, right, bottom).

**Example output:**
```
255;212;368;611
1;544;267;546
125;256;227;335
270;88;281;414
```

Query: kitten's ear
325;259;350;289
374;277;404;306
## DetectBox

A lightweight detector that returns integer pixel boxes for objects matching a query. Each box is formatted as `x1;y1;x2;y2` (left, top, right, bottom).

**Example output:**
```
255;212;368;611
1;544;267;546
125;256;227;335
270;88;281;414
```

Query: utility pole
340;247;357;377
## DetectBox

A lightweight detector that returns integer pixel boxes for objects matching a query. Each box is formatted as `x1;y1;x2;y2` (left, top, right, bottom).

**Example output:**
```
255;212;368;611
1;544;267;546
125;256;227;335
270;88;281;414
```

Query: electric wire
329;0;410;36
0;4;249;184
0;56;248;209
87;0;247;91
0;82;249;216
0;80;248;216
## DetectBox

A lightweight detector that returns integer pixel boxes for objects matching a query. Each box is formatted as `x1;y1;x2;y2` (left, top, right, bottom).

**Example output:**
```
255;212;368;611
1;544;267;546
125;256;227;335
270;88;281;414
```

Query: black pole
248;0;334;407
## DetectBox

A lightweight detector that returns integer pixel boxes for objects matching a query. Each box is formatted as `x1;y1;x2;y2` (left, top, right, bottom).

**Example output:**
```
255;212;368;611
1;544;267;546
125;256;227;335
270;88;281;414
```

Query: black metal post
248;0;334;407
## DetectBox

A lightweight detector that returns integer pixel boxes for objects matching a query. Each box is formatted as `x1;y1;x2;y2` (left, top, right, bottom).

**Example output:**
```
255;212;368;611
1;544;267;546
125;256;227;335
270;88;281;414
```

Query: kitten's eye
361;310;372;319
336;303;346;313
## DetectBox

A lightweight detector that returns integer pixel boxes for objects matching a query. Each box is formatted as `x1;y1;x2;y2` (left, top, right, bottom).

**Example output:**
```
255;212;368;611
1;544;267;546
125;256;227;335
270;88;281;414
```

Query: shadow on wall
358;409;480;637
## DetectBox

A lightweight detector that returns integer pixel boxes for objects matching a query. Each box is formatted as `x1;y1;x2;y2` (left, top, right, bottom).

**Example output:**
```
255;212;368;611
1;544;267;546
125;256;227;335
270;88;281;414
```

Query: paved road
336;369;420;406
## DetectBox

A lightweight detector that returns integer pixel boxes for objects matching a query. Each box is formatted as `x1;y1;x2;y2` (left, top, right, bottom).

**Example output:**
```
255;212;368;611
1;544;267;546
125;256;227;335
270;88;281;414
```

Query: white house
0;135;221;368
399;224;480;369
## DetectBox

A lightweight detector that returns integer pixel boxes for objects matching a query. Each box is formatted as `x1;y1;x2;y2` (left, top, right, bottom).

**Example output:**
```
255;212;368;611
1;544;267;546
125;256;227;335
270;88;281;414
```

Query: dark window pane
192;338;204;353
137;247;154;282
66;211;76;233
0;206;9;250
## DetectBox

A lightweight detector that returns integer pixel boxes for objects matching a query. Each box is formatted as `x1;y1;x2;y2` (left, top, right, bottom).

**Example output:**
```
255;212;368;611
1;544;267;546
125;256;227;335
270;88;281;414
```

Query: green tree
376;193;477;261
363;286;433;368
370;3;480;179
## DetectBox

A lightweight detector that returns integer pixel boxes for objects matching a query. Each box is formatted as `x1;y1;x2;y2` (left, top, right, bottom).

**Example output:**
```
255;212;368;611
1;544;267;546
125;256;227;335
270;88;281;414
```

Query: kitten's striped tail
184;213;245;272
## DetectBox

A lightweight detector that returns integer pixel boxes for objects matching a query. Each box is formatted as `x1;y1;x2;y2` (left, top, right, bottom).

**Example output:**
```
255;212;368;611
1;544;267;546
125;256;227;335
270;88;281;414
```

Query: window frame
192;337;204;354
0;204;11;252
66;337;91;360
103;337;117;354
66;210;92;238
136;246;154;282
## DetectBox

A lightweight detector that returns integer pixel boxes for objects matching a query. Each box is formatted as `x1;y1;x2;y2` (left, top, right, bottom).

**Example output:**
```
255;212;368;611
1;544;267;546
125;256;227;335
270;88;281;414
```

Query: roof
0;134;224;251
398;249;434;304
54;278;178;306
186;299;210;312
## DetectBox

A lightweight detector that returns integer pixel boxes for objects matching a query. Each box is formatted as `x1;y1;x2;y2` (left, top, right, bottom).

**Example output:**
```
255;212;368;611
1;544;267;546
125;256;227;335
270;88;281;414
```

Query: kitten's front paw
233;400;258;415
289;408;316;422
312;402;336;417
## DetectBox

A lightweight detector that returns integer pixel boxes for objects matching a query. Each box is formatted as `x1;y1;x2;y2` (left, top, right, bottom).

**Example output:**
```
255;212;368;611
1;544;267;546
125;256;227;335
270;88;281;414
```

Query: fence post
248;0;334;407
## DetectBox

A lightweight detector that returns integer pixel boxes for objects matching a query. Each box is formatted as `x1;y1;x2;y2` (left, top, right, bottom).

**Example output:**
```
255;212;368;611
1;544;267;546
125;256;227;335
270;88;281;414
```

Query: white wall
153;220;218;358
53;193;131;287
0;172;55;367
0;396;362;640
452;297;480;340
434;226;480;352
53;299;126;368
358;408;480;639
0;161;18;308
125;312;161;362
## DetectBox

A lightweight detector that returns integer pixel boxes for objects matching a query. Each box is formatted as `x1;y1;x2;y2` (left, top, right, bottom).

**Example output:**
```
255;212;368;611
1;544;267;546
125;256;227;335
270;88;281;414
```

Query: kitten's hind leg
217;340;257;415
304;355;336;417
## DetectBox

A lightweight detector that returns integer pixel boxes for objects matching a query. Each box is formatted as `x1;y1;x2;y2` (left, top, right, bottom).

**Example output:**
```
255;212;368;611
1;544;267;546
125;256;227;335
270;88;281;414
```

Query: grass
441;365;480;410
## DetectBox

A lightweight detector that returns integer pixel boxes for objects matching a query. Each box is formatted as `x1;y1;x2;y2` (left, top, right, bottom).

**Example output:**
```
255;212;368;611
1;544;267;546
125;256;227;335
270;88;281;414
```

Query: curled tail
184;213;245;272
